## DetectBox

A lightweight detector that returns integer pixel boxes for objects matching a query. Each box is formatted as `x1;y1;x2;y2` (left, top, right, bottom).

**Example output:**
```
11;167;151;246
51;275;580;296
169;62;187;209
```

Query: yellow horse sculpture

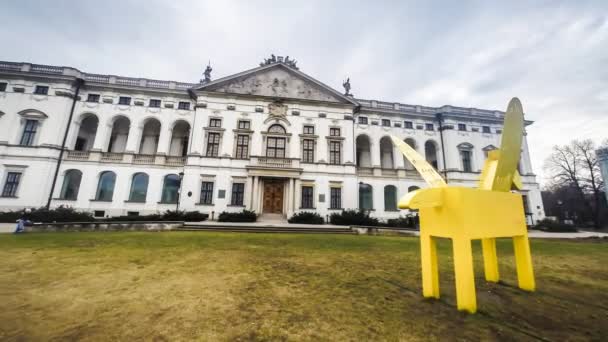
391;97;535;313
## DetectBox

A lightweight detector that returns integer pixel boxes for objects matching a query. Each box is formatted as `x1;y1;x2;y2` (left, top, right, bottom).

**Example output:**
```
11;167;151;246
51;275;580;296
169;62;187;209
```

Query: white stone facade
0;60;545;223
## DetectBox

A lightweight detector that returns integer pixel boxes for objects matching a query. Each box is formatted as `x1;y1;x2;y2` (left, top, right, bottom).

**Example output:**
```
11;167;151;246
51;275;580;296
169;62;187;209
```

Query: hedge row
218;210;257;222
0;207;208;223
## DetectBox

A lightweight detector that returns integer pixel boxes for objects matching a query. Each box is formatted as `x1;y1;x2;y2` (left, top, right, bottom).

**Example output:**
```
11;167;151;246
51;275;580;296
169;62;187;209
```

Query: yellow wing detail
390;135;447;188
491;97;524;192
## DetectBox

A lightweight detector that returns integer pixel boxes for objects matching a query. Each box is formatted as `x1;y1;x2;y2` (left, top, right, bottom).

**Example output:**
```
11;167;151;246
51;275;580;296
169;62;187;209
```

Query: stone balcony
246;156;302;177
65;150;186;167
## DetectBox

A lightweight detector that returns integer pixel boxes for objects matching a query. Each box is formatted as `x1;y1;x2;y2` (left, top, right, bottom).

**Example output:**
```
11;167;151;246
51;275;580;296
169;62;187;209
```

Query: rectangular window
87;94;100;103
94;210;105;218
1;172;21;197
118;96;131;105
20;120;38;146
200;181;214;205
231;183;245;206
329;128;340;137
301;186;314;209
0;82;7;92
404;121;413;129
458;123;466;131
382;119;391;127
425;123;434;131
178;101;190;110
482;126;491;133
266;137;286;158
302;139;314;163
149;99;161;108
330;187;341;209
209;118;221;127
329;141;341;165
358;117;368;124
461;150;472;172
206;132;220;157
235;134;249;159
238;120;250;130
303;125;315;135
34;85;49;95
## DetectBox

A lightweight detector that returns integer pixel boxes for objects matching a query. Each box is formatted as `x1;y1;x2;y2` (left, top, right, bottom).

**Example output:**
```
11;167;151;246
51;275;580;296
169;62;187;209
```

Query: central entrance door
263;180;284;214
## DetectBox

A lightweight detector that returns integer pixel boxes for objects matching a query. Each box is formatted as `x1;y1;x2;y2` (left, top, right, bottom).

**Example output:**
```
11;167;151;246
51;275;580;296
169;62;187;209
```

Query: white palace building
0;57;545;223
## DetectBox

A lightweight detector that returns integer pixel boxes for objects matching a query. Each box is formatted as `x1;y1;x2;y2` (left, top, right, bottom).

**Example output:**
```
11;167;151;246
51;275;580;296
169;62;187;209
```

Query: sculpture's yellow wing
390;135;447;188
489;97;525;192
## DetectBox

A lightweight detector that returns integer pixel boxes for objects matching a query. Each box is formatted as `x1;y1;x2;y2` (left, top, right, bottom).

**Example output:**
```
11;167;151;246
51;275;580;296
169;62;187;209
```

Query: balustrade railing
356;167;374;176
165;156;186;166
133;154;156;164
65;150;90;161
100;152;124;162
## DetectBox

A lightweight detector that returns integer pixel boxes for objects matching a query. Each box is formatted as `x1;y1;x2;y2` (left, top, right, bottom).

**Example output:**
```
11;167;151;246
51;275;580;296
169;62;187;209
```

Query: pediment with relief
196;64;353;104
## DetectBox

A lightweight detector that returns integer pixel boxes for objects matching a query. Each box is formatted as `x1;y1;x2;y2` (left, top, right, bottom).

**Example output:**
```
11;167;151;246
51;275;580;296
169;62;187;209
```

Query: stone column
124;123;141;154
157;127;172;155
92;122;111;152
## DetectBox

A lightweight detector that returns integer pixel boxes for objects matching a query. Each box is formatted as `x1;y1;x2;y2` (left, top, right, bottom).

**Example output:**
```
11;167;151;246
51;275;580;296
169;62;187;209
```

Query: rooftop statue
259;54;299;70
201;62;212;83
391;97;535;313
342;77;351;96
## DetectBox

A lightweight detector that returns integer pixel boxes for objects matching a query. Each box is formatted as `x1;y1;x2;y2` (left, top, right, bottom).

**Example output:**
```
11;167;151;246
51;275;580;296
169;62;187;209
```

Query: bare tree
544;139;603;228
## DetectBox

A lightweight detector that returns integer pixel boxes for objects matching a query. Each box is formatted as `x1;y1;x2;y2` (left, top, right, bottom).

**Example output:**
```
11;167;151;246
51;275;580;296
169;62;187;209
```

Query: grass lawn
0;232;606;341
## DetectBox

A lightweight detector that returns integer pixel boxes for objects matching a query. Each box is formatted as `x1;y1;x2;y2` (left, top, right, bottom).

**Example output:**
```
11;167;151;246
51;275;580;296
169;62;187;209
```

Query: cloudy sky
1;1;606;184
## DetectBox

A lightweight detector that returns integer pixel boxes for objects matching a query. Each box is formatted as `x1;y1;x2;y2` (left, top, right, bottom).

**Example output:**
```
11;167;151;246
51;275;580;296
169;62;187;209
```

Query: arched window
384;185;397;211
403;138;417;170
268;124;286;134
107;116;130;153
75;114;98;151
408;186;420;192
482;145;497;158
161;174;181;204
356;135;371;167
139;119;161;154
59;169;82;200
425;141;438;169
95;171;116;201
458;143;474;172
129;173;149;202
359;183;373;210
380;137;394;169
170;120;190;157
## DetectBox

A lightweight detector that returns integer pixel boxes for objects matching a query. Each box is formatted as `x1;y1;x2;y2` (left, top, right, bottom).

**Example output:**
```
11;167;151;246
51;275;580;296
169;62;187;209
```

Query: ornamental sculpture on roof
260;54;299;70
200;62;212;83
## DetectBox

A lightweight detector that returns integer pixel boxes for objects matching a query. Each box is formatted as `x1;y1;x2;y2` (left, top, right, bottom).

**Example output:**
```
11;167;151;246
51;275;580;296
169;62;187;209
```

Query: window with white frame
382;119;391;127
1;172;22;197
200;181;214;204
404;121;413;129
238;120;250;130
86;94;100;103
458;123;466;131
302;139;314;163
329;141;341;164
206;132;221;157
330;187;341;209
34;85;49;95
329;127;340;137
301;186;314;208
458;143;474;172
231;183;245;205
358;116;368;124
20;120;39;146
209;118;222;128
178;101;190;110
118;96;131;105
303;125;315;135
235;134;249;159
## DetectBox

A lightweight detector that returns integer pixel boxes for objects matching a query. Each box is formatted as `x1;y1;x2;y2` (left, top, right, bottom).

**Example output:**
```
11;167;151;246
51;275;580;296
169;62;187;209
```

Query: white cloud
1;0;606;185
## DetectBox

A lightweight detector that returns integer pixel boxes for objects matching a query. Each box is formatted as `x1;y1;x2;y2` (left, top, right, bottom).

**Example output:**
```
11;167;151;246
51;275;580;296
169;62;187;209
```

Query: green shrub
330;210;379;226
104;210;208;222
218;210;257;222
288;212;324;224
0;207;94;223
385;214;419;229
535;218;578;233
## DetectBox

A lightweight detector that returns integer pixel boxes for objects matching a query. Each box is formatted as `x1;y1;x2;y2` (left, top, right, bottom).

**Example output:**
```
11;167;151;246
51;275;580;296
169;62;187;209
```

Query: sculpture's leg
513;235;535;291
481;238;499;282
420;233;439;298
452;238;477;313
